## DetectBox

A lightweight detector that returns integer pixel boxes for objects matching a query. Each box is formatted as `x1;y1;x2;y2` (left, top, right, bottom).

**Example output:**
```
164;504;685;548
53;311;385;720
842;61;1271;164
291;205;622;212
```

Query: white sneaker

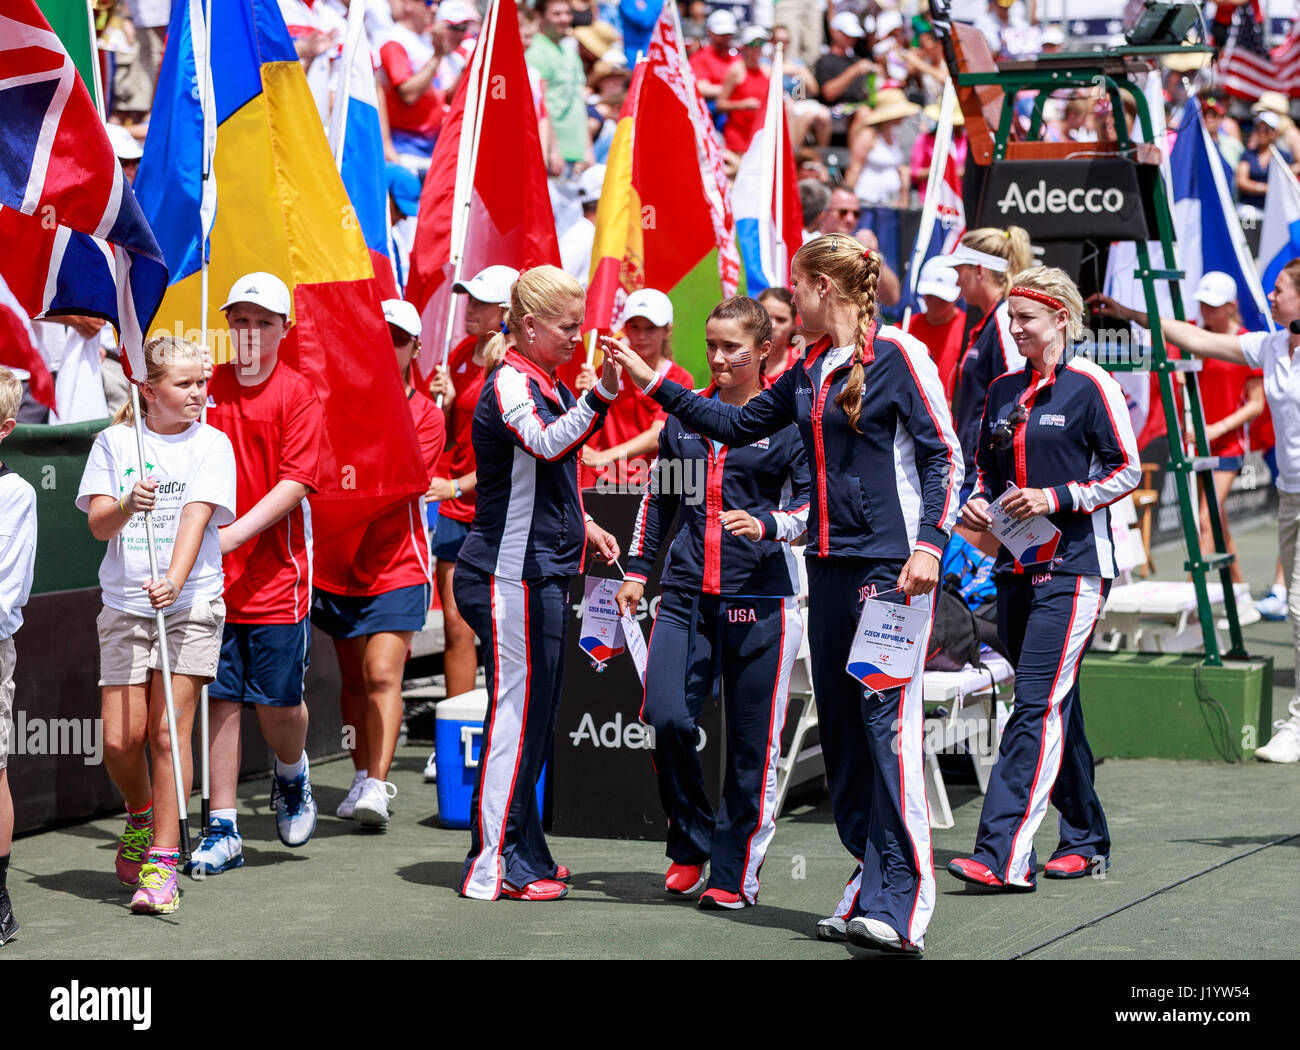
815;916;848;941
846;916;922;954
336;769;368;819
1256;587;1287;622
423;750;437;783
1218;598;1261;631
1256;700;1300;763
353;778;398;829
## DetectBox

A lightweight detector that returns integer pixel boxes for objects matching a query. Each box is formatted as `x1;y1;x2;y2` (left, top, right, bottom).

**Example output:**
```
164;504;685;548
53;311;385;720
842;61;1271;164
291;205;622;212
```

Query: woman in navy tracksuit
613;296;810;911
605;236;963;954
936;226;1034;495
453;266;623;903
948;267;1139;892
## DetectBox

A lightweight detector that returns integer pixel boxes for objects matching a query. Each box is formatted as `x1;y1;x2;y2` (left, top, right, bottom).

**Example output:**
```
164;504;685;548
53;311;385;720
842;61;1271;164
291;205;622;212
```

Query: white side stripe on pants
900;589;936;948
1005;575;1104;887
740;596;804;903
462;578;531;900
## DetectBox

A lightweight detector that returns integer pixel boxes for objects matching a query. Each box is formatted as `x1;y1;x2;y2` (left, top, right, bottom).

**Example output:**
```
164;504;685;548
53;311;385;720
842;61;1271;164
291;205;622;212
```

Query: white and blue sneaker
1256;586;1288;622
336;769;368;820
271;754;318;847
183;818;244;878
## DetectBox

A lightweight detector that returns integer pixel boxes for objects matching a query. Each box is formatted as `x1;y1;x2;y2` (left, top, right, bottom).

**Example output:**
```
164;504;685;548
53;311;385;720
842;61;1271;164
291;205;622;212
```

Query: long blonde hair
112;335;205;426
481;265;584;371
960;225;1033;295
791;234;880;433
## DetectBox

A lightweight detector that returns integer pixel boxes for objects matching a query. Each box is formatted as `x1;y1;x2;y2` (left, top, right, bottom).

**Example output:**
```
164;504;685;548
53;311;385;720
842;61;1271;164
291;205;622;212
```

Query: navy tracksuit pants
972;572;1111;887
640;588;802;903
453;564;567;899
805;557;936;947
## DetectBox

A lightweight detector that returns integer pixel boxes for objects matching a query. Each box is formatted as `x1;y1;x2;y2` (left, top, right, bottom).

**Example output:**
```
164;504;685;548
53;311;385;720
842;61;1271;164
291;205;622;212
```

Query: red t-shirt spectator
436;335;486;524
690;46;736;92
1198;354;1262;458
586;360;695;487
906;307;967;403
722;64;769;154
207;361;322;623
379;25;446;138
313;390;446;596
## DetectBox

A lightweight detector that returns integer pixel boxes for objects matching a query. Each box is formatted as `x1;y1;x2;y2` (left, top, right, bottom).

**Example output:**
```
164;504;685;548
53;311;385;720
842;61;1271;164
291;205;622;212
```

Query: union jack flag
0;0;167;382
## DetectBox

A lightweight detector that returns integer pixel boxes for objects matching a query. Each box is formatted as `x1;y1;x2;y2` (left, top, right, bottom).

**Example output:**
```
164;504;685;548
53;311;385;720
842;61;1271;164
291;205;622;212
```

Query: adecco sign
974;159;1160;242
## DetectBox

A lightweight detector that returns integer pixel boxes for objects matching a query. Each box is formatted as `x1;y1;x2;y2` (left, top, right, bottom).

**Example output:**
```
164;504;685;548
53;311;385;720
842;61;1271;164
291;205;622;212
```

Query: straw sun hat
865;88;921;126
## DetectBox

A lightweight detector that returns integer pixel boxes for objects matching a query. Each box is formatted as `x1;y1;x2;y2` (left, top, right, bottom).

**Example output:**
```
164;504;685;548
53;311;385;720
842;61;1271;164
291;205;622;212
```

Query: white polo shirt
1241;329;1300;494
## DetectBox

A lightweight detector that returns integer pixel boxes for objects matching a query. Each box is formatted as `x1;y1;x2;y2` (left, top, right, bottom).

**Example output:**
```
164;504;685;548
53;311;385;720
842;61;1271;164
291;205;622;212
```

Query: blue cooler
434;689;545;829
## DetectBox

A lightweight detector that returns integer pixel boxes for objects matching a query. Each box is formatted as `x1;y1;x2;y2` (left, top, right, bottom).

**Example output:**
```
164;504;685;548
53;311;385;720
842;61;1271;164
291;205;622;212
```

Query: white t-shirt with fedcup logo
77;421;237;617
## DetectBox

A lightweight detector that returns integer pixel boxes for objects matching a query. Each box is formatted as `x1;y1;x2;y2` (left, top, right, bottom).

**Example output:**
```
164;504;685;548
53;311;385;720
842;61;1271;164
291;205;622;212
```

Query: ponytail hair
112;335;205;427
960;225;1034;294
790;234;881;433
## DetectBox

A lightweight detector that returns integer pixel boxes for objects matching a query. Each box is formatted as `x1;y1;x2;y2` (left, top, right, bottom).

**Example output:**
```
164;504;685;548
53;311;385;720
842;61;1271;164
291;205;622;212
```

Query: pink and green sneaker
130;858;180;915
116;822;154;887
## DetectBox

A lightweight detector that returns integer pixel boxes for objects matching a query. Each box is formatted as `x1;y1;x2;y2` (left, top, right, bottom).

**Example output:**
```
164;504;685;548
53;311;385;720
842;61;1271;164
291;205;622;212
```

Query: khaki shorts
97;599;226;687
0;637;14;770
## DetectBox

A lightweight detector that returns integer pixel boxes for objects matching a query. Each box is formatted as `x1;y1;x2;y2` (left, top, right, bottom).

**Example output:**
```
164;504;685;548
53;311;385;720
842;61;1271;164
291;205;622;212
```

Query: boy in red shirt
186;273;325;875
905;258;966;405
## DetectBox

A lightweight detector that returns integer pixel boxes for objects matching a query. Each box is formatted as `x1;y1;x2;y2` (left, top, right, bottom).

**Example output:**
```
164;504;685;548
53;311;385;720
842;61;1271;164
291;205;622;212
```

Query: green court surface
3;522;1297;961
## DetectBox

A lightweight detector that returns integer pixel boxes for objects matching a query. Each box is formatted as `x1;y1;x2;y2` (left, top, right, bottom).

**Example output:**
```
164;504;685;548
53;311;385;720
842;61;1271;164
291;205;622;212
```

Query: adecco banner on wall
974;159;1161;242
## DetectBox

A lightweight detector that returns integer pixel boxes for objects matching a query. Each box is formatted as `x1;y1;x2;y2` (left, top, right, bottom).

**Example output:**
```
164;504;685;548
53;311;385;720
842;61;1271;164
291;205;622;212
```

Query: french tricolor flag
733;48;801;294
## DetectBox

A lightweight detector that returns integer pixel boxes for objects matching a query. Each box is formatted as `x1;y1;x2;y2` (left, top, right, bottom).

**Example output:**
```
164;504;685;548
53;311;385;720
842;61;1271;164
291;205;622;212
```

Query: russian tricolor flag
1258;145;1300;294
733;51;801;294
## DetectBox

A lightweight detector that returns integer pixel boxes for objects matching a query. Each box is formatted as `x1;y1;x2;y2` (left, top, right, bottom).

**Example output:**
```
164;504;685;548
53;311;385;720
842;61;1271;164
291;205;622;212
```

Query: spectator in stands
719;26;771;159
587;50;630;164
773;24;831;147
901;19;949;106
1040;24;1065;53
844;88;919;208
378;0;448;163
870;10;911;86
528;0;595;169
1237;112;1294;211
816;186;901;305
796;147;832;184
799;177;831;240
433;0;481;100
759;287;802;379
279;0;345;123
814;12;879;137
681;0;709;51
1188;272;1265;601
106;122;142;186
773;0;824;68
905;258;966;404
690;9;739;101
1202;96;1245;177
520;4;567;178
1253;92;1300;163
560;164;605;288
573;20;621;76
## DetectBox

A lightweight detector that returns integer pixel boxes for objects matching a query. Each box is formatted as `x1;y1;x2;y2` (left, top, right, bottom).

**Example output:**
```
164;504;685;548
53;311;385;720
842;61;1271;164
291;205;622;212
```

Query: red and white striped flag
1271;19;1300;98
1218;7;1273;101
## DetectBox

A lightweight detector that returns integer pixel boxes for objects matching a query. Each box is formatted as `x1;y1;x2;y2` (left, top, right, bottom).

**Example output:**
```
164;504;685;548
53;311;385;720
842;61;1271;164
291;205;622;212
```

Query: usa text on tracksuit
626;390;810;903
454;348;615;899
968;352;1139;888
644;325;962;947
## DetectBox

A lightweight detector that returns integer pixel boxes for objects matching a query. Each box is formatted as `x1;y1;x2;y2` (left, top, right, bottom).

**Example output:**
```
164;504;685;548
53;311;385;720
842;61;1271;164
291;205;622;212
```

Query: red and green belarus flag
584;9;740;381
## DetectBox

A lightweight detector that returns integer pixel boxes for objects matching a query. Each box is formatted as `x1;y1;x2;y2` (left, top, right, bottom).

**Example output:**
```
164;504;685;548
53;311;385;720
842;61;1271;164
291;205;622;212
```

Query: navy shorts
210;619;311;707
1214;454;1244;473
310;584;430;639
431;515;470;563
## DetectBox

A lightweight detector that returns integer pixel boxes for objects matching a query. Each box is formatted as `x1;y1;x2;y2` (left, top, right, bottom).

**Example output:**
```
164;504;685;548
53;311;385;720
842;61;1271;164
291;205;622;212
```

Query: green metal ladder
952;47;1247;665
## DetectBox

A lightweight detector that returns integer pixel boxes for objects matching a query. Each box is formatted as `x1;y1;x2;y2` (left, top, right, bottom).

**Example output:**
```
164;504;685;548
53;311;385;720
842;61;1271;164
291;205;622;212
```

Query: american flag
1218;6;1273;101
1272;19;1300;99
0;0;168;381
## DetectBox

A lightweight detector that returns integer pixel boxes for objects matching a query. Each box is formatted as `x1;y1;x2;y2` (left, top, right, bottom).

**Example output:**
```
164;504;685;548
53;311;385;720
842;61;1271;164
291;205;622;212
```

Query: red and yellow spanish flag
135;0;425;528
585;10;740;379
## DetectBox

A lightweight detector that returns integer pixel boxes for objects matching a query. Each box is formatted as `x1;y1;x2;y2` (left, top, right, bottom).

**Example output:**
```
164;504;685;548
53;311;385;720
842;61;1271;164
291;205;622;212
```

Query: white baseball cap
706;10;738;37
105;122;143;161
453;265;519;306
382;299;422;338
740;25;768;47
875;10;903;36
829;12;864;39
437;0;478;26
221;271;292;317
577;163;606;203
621;288;673;327
1194;271;1238;308
1041;25;1066;47
916;257;961;302
1257;110;1281;131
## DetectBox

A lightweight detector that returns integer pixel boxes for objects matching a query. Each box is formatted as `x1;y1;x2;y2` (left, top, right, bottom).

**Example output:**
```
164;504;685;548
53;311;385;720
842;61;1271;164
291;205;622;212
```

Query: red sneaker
698;888;747;910
947;857;1034;892
554;865;571;882
664;862;707;896
500;878;568;901
1043;854;1107;879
